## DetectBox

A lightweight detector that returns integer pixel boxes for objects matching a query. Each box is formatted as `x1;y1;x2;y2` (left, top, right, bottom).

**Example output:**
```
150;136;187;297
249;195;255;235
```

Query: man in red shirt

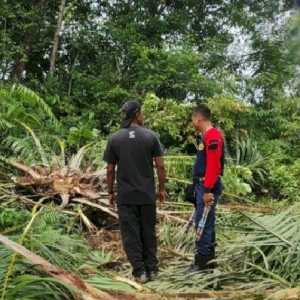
190;104;224;272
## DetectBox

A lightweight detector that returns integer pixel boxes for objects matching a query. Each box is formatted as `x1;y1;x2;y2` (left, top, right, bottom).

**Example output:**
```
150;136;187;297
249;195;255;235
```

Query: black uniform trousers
118;204;158;277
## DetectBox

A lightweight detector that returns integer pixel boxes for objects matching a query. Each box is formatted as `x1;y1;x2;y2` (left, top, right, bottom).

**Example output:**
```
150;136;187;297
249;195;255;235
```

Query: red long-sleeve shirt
203;127;224;192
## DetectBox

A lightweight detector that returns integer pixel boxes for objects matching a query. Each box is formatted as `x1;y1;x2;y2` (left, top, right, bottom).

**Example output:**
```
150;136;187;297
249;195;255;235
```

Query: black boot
206;249;217;270
188;253;215;273
134;271;149;284
188;254;207;272
207;247;218;269
148;270;159;281
187;255;200;273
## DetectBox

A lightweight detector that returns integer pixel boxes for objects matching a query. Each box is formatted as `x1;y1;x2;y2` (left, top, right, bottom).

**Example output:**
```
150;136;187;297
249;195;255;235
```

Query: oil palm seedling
233;136;269;188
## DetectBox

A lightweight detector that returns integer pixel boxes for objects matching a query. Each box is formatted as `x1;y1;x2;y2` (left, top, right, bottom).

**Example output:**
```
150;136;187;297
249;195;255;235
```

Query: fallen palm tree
0;124;110;205
0;203;138;300
0;233;288;300
1;153;300;299
0;233;117;300
7;145;107;208
2;128;188;227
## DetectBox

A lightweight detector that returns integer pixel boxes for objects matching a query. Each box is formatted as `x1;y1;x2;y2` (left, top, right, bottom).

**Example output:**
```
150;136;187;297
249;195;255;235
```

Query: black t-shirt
103;125;164;205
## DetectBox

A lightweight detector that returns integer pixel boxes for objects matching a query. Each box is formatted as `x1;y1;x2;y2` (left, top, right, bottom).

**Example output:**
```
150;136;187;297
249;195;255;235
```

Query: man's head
192;104;211;132
121;100;144;128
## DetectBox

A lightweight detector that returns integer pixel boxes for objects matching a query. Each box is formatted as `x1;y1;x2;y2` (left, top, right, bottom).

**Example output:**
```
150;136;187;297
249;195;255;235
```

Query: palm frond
10;85;60;128
5;274;75;300
69;144;92;171
18;122;49;166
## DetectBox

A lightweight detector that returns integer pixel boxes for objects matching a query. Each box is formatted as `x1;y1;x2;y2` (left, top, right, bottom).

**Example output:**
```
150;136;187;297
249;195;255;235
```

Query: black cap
121;101;141;128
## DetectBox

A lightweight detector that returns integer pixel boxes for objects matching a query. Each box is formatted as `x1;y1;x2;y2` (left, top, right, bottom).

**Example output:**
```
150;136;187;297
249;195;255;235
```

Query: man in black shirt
103;100;166;283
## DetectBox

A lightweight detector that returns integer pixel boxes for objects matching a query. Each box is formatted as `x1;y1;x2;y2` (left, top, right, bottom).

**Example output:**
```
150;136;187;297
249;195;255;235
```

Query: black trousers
118;204;158;276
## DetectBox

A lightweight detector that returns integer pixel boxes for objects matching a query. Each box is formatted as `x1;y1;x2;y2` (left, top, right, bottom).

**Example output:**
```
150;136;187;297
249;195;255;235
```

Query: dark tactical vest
192;134;225;184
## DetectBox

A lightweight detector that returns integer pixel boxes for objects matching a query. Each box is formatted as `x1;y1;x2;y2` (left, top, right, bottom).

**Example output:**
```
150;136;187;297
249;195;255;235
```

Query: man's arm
106;163;116;207
203;137;222;192
202;133;223;206
154;156;167;203
103;137;118;207
107;163;116;194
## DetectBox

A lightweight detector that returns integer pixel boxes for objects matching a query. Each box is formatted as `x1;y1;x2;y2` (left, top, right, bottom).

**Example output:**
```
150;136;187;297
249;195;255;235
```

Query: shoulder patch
208;139;219;150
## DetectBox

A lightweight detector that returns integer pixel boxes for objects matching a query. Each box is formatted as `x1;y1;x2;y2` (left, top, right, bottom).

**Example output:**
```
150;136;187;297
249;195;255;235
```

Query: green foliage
275;98;300;145
66;123;100;149
159;221;195;254
0;84;58;130
1;1;300;297
131;45;222;100
222;165;253;197
164;154;254;199
233;137;269;190
0;84;109;164
7;133;103;169
5;275;75;300
287;12;300;57
207;96;250;138
2;0;295;137
87;275;135;293
232;206;300;286
267;159;300;201
0;208;30;230
0;205;133;300
149;205;300;293
143;93;193;149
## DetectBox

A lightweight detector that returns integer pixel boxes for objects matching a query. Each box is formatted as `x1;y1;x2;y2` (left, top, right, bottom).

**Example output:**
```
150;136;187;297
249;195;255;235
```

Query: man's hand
203;193;214;206
109;193;116;208
158;190;167;206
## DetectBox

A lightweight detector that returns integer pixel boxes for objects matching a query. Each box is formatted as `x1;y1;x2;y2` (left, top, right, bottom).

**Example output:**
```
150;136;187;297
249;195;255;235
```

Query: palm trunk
0;233;115;300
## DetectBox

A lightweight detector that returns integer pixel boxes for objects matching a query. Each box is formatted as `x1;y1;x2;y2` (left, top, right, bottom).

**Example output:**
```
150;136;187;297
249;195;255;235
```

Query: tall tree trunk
12;59;26;81
11;31;33;82
11;0;48;82
49;0;66;75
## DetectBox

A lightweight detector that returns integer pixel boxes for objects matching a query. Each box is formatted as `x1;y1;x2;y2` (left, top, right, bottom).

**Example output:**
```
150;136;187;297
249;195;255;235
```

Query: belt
193;177;205;184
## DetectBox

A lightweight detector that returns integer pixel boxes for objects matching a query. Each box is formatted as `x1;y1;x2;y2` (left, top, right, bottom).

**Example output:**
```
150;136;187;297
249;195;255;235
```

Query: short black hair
193;104;211;120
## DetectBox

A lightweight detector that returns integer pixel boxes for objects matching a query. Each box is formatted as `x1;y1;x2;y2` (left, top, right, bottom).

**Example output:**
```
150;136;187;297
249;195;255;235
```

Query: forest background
0;1;300;299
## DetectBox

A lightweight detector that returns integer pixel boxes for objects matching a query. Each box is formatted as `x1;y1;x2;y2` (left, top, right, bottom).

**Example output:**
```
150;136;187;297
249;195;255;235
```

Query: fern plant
0;84;59;130
0;84;62;160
